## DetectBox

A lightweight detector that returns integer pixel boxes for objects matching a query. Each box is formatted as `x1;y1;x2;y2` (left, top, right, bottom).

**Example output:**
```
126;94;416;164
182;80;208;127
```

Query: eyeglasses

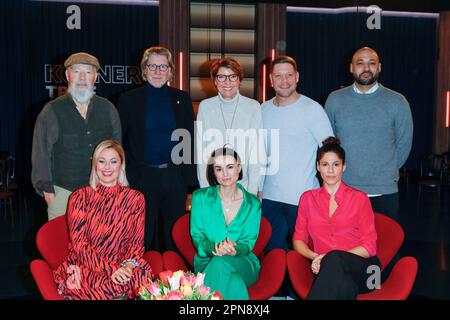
146;64;170;72
215;74;239;83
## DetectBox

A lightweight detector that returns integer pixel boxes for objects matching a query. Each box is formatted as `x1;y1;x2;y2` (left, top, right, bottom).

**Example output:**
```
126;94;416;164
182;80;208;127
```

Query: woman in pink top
292;136;380;299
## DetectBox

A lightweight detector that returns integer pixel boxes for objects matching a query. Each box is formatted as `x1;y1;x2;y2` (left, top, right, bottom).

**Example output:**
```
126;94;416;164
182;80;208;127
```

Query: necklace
219;188;242;215
219;188;240;202
219;95;239;145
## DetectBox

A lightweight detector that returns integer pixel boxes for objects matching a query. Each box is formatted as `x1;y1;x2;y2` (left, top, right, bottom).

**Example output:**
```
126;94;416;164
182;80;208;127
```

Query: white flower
168;273;182;290
194;272;205;288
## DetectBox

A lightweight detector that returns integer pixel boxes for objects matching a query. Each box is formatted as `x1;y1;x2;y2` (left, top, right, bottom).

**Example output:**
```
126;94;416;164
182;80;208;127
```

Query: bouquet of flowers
138;270;223;300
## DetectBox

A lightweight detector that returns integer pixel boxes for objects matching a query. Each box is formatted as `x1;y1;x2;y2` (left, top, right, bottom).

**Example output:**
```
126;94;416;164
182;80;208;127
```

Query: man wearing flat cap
32;52;121;220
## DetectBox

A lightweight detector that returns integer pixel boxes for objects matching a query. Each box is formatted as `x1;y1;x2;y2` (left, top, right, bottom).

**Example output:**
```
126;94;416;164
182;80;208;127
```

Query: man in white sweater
195;57;266;196
260;56;333;252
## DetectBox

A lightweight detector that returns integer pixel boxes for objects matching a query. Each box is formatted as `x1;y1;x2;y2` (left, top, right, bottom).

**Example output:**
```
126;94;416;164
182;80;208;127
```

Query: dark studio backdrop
0;0;159;187
286;8;438;170
0;0;439;189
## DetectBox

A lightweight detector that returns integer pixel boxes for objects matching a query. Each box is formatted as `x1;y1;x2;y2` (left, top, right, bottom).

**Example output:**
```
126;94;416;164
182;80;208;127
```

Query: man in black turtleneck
117;46;197;252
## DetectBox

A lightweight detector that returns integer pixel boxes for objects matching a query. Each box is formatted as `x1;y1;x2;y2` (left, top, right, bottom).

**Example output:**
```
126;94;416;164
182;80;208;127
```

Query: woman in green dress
190;147;261;300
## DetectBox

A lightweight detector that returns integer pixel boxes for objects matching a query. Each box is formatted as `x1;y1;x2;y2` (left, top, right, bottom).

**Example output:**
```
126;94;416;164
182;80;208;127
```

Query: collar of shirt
318;181;349;206
352;82;379;94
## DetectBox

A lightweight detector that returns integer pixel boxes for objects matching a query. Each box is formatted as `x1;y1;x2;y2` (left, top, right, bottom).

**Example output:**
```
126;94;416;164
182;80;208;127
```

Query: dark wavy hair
206;147;243;186
316;136;346;164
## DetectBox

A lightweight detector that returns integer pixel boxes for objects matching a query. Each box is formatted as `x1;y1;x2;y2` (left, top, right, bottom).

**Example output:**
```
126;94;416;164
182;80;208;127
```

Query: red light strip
262;64;266;103
179;52;183;91
440;236;447;271
263;49;276;103
446;91;450;128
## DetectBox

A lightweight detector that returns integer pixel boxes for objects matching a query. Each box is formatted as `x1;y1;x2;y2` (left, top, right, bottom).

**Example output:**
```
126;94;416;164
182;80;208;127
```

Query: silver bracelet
121;259;141;269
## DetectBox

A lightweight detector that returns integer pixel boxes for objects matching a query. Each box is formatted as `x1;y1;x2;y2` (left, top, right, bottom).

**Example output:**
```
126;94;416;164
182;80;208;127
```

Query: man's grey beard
68;83;95;103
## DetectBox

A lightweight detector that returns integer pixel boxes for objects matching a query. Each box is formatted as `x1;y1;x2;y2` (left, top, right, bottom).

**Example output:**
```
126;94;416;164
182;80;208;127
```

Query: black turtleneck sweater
144;84;177;165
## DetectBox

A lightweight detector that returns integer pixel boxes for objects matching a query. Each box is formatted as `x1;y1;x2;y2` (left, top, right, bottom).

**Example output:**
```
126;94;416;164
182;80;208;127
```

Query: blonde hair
89;140;129;190
140;46;175;82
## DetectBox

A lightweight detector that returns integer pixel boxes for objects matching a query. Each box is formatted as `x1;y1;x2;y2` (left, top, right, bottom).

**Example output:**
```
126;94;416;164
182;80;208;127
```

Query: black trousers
369;193;399;222
135;165;188;252
307;250;381;300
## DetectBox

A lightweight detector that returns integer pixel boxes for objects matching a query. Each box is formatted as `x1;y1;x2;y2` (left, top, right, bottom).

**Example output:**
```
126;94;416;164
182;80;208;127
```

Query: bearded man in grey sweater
325;47;413;221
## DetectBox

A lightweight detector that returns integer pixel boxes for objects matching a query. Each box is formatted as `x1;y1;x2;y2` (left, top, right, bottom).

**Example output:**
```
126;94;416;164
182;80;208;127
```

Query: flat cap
64;52;100;70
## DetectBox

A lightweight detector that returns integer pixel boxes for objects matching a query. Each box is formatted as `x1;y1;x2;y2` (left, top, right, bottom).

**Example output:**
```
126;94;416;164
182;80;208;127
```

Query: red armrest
143;250;164;277
162;250;189;272
30;260;64;300
248;248;287;300
286;250;314;299
358;256;418;300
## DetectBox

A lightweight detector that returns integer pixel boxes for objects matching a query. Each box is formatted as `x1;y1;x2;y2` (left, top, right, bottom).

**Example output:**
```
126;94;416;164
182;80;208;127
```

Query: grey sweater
325;84;413;195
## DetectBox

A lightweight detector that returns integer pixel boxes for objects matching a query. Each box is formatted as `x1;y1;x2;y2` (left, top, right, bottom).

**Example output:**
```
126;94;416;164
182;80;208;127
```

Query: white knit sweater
195;91;266;195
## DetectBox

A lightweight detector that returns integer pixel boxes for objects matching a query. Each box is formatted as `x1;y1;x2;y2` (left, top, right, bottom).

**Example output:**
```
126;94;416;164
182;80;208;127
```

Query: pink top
293;182;377;257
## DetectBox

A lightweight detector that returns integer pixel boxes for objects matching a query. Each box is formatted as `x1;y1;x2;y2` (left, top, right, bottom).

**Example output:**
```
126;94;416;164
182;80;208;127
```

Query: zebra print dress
53;183;153;300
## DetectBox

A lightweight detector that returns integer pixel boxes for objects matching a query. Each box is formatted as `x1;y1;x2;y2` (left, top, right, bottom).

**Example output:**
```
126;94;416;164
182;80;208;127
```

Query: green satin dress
190;183;261;300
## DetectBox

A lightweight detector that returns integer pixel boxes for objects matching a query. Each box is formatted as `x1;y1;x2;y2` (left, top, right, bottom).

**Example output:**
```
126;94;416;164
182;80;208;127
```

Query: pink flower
196;285;211;297
180;275;196;287
148;282;161;296
166;290;183;300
